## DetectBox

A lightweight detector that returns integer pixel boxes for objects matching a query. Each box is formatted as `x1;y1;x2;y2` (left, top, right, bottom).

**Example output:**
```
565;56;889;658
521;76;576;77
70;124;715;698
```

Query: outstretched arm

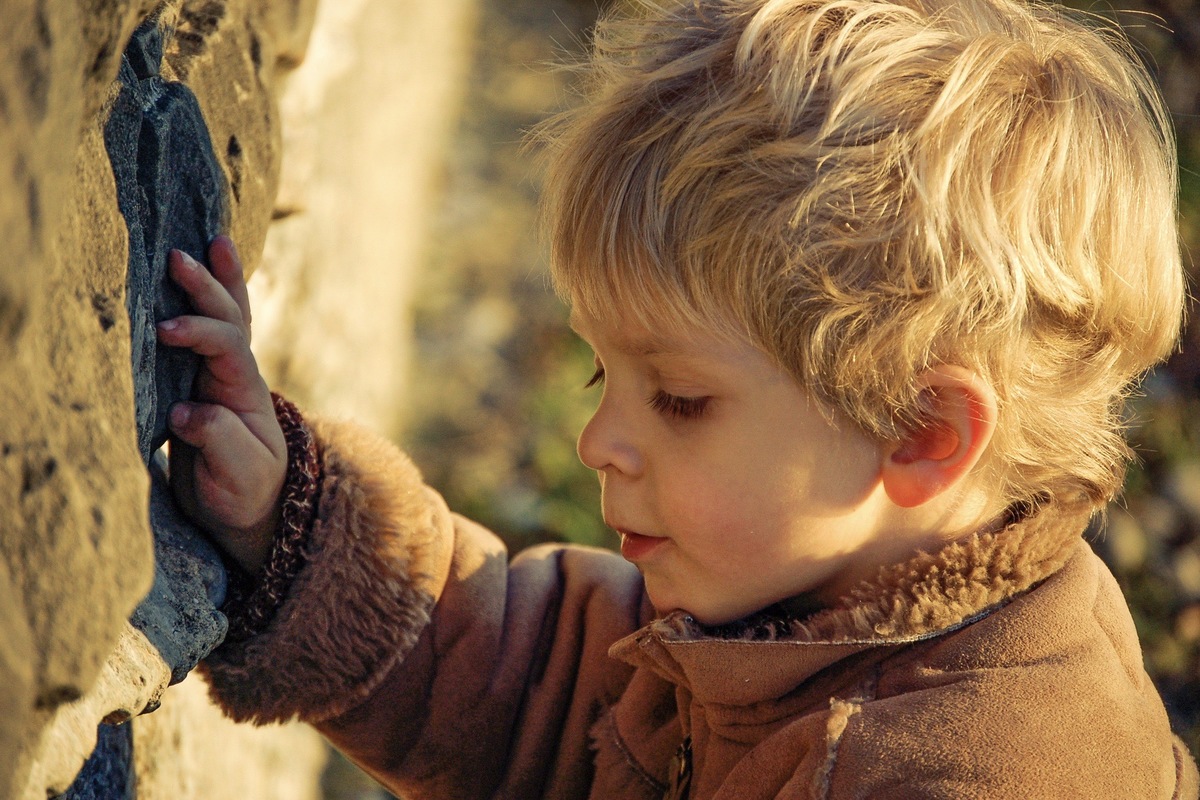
163;238;652;798
195;406;649;799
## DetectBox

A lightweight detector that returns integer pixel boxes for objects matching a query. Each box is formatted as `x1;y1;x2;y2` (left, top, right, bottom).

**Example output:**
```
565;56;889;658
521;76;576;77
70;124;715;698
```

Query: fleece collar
609;500;1093;706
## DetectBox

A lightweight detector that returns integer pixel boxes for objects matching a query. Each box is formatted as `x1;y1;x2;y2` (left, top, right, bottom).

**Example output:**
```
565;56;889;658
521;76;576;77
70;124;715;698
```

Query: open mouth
617;530;667;561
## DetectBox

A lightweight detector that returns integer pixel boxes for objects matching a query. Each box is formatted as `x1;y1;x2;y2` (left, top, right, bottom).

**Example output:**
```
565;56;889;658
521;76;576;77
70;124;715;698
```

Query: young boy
156;0;1199;796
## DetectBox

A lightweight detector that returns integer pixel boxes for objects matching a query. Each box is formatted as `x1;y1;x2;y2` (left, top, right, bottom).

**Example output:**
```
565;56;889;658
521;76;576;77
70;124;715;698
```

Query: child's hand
156;236;286;576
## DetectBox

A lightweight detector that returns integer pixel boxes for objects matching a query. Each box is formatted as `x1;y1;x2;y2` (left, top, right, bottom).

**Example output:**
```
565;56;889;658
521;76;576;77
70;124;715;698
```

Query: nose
577;393;643;477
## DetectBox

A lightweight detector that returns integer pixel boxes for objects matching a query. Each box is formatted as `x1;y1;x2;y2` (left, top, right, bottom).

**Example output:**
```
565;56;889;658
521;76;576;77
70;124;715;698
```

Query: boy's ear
881;366;997;508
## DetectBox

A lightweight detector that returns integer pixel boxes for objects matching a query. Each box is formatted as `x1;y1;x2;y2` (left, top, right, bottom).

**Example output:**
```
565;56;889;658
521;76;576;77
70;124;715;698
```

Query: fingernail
157;319;179;332
180;251;199;270
170;403;190;427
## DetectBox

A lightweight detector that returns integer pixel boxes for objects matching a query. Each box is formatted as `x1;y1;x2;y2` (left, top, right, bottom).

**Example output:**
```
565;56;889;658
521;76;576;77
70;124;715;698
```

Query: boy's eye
584;366;605;389
648;390;710;420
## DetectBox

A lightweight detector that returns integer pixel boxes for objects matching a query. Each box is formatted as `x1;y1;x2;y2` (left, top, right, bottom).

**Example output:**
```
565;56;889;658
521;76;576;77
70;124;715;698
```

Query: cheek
673;467;821;556
660;470;768;548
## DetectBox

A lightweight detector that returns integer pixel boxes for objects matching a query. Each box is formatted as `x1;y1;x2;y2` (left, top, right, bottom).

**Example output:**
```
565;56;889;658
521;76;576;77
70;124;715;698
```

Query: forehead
568;310;688;357
568;308;775;377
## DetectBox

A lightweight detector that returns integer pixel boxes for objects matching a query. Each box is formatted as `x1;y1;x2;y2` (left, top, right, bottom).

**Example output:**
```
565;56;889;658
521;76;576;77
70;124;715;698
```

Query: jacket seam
811;669;879;800
604;710;669;794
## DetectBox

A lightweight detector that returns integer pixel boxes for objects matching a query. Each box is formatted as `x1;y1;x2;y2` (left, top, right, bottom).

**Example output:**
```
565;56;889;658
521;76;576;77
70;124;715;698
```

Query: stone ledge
20;625;171;799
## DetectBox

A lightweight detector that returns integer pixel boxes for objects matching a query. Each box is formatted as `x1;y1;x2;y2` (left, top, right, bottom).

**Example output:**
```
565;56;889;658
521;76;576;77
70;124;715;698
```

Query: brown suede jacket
203;415;1200;799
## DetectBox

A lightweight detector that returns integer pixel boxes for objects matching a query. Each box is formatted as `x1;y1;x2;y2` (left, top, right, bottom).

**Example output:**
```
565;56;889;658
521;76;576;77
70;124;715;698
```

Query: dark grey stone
130;455;228;686
57;724;134;800
106;11;232;686
126;19;163;80
104;18;230;465
104;56;155;464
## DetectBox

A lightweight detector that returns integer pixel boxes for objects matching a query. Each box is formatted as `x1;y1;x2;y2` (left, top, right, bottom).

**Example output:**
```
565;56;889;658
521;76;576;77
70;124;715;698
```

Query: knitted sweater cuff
220;392;320;643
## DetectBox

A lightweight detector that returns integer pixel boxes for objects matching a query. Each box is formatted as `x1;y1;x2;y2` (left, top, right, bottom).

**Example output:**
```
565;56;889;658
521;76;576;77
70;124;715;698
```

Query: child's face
572;308;889;625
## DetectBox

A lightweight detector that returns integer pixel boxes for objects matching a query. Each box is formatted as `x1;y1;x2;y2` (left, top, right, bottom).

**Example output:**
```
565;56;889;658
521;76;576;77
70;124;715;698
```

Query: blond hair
538;0;1184;508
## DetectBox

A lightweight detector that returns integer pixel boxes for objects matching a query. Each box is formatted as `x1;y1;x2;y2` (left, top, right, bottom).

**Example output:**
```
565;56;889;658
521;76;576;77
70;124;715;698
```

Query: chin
651;598;743;626
686;609;748;626
645;580;751;625
646;588;690;621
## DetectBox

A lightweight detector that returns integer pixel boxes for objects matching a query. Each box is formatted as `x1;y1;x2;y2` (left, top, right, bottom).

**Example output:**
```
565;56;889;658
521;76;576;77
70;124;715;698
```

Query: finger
156;316;262;394
167;402;276;483
167;402;283;538
207;236;252;332
168;248;245;329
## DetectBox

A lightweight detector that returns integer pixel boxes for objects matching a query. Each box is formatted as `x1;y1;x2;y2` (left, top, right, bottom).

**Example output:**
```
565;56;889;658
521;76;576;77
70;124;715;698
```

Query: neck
816;482;1009;606
703;497;1090;644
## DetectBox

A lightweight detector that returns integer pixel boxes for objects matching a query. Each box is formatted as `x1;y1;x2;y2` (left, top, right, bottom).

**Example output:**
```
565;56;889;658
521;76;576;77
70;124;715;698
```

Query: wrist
216;507;280;577
221;393;320;642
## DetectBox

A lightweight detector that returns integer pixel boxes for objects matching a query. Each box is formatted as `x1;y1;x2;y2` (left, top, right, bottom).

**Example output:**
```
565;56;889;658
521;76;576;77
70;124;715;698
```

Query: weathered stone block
0;561;34;800
163;0;294;280
6;0;465;794
20;625;171;799
105;19;228;463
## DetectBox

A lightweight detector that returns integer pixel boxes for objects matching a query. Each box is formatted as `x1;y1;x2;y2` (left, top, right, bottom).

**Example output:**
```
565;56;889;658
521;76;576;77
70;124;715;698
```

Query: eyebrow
568;313;687;358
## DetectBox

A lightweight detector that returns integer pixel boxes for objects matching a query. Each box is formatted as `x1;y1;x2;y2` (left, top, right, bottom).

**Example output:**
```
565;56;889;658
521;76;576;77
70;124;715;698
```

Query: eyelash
648;392;711;420
584;367;711;420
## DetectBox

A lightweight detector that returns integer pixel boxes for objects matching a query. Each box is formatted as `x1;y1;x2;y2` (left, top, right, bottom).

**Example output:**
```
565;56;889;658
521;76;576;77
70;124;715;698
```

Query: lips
617;529;667;561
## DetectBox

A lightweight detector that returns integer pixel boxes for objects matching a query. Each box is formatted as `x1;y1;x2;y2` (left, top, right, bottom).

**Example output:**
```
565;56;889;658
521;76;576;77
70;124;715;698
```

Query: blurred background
256;0;1199;795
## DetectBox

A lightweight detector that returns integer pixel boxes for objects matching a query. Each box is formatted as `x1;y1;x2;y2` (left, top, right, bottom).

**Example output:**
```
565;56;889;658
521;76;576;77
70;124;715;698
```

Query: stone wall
251;0;478;435
1;2;160;792
2;0;478;795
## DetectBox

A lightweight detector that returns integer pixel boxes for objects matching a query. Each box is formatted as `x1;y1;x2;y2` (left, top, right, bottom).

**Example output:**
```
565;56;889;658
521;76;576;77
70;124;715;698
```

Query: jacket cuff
202;414;454;725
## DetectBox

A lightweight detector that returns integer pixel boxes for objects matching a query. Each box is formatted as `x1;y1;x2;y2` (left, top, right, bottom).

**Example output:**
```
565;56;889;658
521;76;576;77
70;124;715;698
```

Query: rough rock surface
21;625;172;798
0;559;34;800
1;0;317;796
59;724;135;800
0;2;161;794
